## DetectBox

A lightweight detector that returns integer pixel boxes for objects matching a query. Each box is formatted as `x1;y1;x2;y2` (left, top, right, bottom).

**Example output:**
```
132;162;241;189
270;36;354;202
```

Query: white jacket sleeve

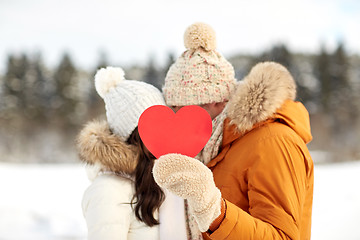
82;175;134;240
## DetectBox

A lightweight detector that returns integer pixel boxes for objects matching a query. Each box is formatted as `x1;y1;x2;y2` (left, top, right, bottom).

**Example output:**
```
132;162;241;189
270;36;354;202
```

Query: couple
77;22;314;240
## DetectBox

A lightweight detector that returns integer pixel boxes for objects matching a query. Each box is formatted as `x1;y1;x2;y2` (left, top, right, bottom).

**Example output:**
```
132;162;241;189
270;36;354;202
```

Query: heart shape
138;105;212;158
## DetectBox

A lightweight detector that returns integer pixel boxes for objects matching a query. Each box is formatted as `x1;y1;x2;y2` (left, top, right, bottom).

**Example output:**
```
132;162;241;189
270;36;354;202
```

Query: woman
76;66;171;239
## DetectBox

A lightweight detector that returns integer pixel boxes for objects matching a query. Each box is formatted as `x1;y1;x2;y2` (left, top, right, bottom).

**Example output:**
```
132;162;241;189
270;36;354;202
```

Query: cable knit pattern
94;66;166;140
153;154;222;232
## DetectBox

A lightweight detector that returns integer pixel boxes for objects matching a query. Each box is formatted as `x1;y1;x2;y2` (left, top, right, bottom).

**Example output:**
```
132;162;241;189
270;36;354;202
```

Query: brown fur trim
227;61;296;133
76;120;138;174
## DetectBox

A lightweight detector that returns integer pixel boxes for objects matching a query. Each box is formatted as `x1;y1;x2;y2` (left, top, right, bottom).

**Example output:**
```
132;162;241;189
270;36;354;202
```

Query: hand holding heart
138;105;222;232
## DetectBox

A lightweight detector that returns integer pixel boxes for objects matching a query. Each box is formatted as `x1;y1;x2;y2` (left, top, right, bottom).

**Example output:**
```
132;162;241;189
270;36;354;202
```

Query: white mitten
153;153;222;232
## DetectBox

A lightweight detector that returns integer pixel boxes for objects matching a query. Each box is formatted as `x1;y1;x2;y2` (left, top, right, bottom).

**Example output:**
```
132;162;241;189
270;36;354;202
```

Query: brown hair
126;127;165;227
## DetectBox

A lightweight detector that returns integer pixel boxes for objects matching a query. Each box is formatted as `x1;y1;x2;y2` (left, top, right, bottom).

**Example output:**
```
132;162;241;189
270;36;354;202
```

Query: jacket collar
226;62;297;134
76;120;138;175
207;62;313;167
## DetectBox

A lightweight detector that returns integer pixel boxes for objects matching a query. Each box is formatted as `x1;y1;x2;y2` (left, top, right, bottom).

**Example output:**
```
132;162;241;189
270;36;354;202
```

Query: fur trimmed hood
76;120;138;175
226;61;297;134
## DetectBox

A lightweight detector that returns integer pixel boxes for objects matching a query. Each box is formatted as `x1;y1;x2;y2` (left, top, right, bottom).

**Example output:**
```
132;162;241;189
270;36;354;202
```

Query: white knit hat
95;66;166;140
163;22;237;106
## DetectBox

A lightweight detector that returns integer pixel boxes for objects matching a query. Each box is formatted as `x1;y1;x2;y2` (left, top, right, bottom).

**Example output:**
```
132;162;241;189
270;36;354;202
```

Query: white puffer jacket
82;173;159;240
77;120;159;240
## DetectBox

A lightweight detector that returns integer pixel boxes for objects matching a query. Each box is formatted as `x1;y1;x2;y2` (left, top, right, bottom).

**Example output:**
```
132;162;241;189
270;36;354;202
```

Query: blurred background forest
0;42;359;164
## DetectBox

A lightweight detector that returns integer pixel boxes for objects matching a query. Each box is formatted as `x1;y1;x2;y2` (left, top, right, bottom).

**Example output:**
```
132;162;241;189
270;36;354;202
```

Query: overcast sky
1;0;359;73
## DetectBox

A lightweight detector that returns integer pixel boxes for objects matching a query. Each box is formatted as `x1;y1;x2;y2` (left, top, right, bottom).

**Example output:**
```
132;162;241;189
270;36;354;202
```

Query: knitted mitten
153;153;222;232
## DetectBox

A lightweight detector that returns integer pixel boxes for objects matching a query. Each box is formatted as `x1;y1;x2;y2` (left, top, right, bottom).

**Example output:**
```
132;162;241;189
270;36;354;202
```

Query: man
153;22;314;240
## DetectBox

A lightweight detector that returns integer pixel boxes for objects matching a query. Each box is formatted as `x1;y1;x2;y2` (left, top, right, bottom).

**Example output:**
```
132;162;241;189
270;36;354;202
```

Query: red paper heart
138;105;212;158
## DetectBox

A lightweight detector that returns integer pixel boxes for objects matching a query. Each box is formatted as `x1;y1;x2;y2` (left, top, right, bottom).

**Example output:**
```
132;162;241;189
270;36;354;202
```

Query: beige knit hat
163;22;237;106
95;66;166;140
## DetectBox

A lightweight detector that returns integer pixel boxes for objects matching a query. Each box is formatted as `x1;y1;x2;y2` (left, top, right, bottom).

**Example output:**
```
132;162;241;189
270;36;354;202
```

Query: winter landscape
0;154;360;240
1;0;360;239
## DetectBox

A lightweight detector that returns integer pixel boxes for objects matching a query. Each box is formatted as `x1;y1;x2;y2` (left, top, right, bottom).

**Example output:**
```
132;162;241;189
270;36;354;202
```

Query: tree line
0;42;359;162
0;52;174;127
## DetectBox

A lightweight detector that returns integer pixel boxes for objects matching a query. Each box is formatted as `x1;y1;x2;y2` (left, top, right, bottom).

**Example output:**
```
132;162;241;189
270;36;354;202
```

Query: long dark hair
126;127;165;227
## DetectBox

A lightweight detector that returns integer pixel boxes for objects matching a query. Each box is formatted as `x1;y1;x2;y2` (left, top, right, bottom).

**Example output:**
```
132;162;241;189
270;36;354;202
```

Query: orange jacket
204;100;314;240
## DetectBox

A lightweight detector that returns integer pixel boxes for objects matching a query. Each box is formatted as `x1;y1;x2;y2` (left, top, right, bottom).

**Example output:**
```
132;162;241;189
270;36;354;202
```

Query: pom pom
184;22;216;51
94;66;125;98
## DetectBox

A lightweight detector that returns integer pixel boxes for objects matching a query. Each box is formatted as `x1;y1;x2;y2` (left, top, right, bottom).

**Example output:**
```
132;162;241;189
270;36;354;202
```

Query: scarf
185;109;227;239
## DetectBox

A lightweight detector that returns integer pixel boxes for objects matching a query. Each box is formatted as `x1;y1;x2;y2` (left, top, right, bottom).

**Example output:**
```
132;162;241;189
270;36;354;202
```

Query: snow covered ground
0;160;359;240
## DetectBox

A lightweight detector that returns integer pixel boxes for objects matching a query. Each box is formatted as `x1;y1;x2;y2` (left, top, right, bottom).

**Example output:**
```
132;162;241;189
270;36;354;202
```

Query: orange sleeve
206;200;291;240
204;134;312;240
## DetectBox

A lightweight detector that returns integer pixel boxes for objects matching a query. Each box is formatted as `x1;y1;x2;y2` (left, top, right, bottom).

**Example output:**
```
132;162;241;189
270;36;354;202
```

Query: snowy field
0;160;360;240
